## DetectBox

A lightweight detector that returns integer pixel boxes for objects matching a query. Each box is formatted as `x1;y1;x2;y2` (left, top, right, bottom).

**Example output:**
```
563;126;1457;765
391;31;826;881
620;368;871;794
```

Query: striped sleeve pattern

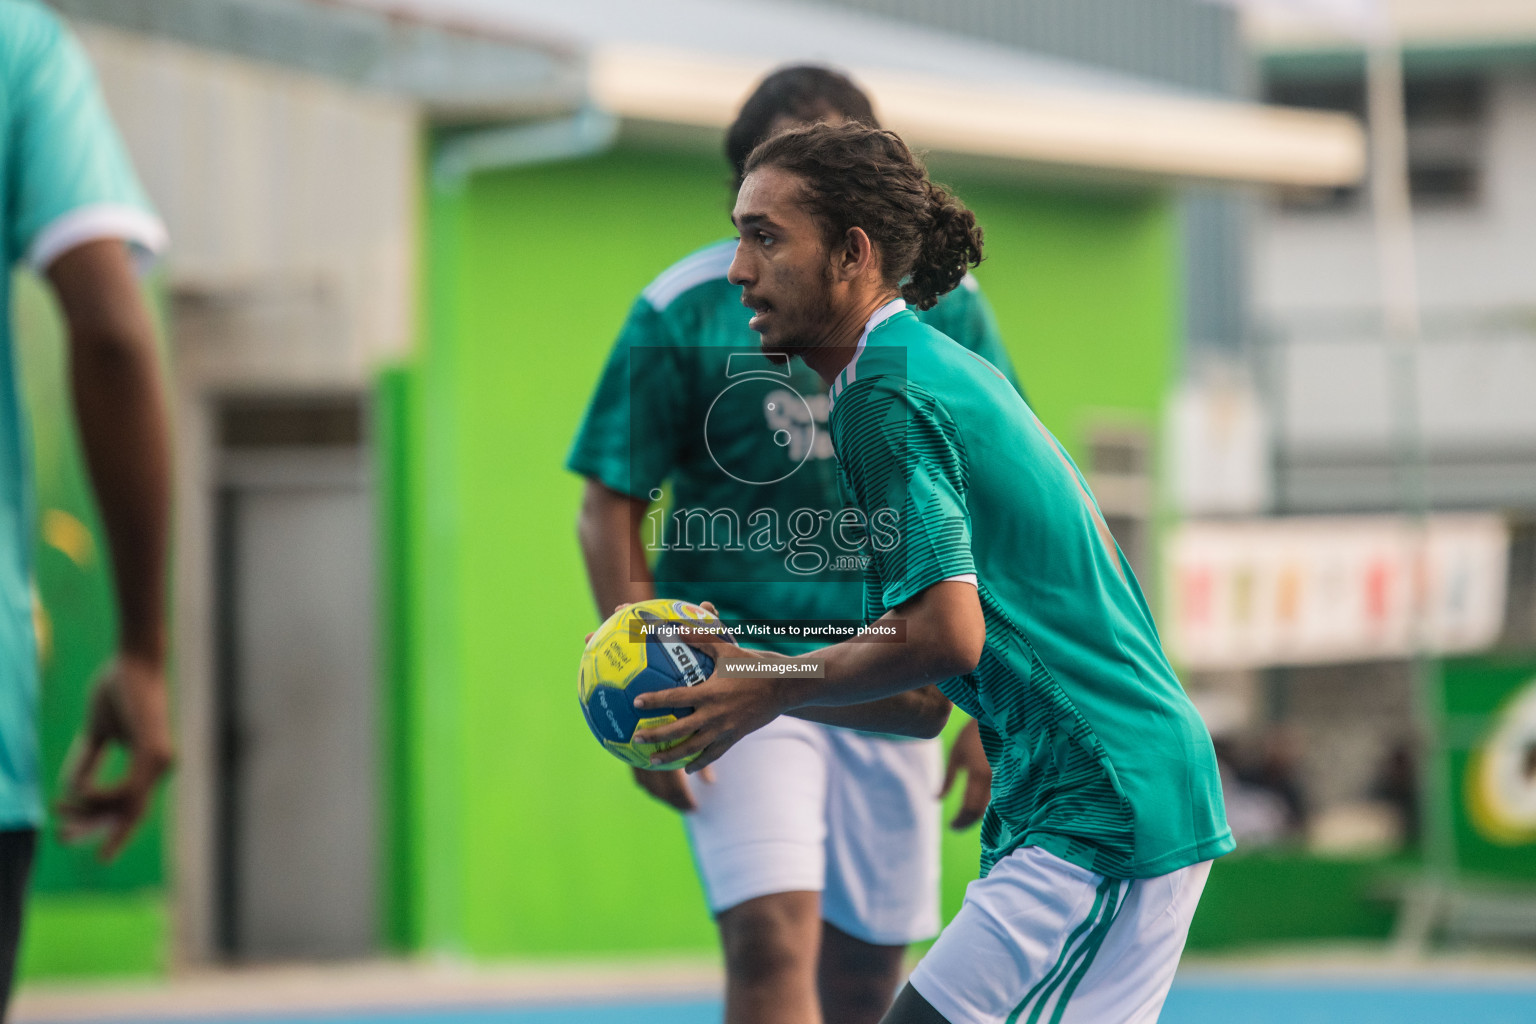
830;376;975;615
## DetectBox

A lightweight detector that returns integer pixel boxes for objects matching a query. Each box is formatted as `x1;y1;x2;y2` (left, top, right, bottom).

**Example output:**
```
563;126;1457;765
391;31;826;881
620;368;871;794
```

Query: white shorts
910;846;1210;1024
683;716;942;946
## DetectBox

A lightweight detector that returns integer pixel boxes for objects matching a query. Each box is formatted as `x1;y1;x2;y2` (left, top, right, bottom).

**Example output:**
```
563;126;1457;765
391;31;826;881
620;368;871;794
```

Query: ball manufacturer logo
662;634;706;685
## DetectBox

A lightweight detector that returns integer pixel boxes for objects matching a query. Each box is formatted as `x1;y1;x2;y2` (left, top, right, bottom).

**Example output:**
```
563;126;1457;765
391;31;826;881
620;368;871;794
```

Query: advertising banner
1164;515;1509;669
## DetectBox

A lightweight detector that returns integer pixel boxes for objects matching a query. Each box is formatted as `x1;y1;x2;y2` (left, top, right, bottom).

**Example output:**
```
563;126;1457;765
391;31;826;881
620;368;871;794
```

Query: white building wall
1258;70;1536;318
76;21;420;388
1253;67;1536;512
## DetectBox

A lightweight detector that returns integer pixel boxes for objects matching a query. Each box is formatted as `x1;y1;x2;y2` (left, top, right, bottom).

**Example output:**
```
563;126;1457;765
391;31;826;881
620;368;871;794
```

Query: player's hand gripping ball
578;599;720;770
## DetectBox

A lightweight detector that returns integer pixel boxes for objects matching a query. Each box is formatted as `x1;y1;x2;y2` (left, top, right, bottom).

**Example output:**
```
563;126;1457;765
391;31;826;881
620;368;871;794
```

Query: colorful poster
1164;515;1509;669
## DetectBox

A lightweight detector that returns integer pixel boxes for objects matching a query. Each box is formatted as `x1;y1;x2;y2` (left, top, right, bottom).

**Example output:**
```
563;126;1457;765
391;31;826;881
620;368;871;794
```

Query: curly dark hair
726;66;877;190
743;122;983;311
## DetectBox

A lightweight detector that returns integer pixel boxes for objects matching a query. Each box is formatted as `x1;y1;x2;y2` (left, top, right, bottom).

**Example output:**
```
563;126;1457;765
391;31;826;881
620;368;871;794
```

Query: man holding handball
632;123;1234;1024
570;67;1018;1024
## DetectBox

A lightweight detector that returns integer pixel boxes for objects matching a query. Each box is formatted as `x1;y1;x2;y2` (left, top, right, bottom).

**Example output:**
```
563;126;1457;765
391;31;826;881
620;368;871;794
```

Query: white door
220;448;378;959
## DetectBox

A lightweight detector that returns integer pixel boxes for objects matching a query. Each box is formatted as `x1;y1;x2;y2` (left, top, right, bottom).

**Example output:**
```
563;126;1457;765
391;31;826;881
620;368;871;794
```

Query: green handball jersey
828;301;1233;880
568;240;1020;655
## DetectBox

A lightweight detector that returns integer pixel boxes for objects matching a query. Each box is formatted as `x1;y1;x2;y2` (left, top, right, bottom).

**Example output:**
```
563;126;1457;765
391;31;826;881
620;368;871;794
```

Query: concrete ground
13;947;1536;1024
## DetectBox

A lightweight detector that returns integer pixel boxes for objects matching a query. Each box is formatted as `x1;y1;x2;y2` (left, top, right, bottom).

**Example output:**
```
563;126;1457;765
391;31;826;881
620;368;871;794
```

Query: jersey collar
828;298;907;411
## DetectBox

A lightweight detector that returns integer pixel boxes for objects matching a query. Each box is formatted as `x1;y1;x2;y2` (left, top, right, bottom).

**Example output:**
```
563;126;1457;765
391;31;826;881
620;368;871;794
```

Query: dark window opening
221;396;363;449
1266;72;1486;211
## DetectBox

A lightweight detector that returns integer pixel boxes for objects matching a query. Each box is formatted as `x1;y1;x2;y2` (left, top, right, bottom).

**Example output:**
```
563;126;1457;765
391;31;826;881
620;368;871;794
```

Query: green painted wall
1185;853;1398;950
10;271;169;979
18;893;169;980
398;144;1181;957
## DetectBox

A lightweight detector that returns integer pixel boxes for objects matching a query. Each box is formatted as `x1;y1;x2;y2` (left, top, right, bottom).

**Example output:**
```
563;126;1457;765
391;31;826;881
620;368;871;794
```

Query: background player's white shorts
910;846;1210;1024
683;715;942;946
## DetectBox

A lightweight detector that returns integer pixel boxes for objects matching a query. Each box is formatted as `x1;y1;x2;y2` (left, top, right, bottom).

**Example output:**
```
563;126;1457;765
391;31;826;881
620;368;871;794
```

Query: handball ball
578;599;718;770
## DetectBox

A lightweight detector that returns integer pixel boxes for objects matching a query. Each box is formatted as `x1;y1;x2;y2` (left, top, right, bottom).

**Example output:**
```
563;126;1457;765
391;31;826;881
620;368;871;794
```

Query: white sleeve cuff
26;203;168;275
940;573;978;587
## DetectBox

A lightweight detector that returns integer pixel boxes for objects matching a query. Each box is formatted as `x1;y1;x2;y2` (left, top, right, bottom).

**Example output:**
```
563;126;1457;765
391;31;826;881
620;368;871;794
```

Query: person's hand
631;631;790;774
57;653;174;862
629;764;715;812
940;717;991;830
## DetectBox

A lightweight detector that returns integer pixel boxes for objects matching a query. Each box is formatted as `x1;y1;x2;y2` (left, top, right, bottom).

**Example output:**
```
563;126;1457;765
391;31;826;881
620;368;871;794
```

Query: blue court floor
26;978;1536;1024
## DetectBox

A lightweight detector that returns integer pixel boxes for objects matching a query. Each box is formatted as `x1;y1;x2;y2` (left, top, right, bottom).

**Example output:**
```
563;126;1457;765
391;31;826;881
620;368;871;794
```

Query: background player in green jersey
0;2;174;1013
633;123;1233;1023
570;68;1016;1024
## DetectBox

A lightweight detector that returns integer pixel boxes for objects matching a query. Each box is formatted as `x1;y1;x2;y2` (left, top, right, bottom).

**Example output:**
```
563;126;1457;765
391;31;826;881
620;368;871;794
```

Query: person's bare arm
634;581;983;770
940;718;992;830
577;478;655;615
678;598;953;736
49;238;173;861
787;687;952;736
576;479;709;809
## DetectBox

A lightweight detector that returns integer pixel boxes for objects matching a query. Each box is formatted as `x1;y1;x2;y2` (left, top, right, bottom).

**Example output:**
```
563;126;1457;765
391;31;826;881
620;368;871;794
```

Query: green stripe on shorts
1042;880;1128;1024
1004;877;1119;1024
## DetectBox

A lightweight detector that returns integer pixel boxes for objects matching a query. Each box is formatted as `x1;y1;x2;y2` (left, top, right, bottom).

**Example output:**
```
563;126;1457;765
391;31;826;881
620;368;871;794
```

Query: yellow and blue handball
578;598;719;770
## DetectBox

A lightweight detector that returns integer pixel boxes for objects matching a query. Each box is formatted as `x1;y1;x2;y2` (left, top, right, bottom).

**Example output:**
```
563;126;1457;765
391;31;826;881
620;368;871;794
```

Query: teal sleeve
831;376;975;612
566;298;686;498
921;281;1026;402
6;4;159;264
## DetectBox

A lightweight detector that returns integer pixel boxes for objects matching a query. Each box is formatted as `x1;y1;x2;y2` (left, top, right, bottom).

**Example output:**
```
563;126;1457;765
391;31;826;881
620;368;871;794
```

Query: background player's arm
50;239;174;860
576;479;656;614
941;719;992;830
634;581;982;769
569;296;709;806
568;296;682;620
575;479;714;808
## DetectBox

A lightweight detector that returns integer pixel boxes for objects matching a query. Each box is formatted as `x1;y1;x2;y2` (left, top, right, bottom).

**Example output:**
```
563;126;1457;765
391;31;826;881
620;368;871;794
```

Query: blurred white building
1164;2;1536;882
1249;0;1536;518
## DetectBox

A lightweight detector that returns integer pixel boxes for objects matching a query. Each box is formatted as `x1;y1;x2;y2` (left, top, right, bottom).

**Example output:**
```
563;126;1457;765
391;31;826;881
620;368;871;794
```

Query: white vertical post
1366;36;1418;342
1363;17;1456;955
1209;0;1452;948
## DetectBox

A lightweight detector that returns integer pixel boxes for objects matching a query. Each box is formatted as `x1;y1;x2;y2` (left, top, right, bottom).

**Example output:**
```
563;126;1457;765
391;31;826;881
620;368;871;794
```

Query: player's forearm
788;686;951;738
775;581;984;713
777;623;967;710
577;480;655;616
69;312;171;664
